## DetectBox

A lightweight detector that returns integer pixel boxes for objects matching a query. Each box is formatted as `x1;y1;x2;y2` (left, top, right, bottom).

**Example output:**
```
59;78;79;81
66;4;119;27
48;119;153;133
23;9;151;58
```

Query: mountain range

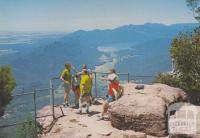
0;23;198;91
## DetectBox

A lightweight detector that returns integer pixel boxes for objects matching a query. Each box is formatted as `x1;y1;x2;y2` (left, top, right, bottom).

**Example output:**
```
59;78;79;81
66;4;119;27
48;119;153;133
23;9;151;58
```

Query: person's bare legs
86;96;90;113
64;83;70;106
74;90;80;105
64;91;70;106
100;101;109;117
78;94;83;113
64;92;68;103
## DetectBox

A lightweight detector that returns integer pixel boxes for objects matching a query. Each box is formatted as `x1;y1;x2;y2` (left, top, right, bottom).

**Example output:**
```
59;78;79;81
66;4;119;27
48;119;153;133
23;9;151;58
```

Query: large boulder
109;83;188;137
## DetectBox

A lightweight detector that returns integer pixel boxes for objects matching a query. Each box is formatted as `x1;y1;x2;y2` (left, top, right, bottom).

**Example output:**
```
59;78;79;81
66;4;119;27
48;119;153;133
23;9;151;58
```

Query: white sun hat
108;73;117;81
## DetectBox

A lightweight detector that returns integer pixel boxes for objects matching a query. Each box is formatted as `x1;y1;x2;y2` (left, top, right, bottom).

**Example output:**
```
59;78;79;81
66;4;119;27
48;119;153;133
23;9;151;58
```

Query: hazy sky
0;0;197;32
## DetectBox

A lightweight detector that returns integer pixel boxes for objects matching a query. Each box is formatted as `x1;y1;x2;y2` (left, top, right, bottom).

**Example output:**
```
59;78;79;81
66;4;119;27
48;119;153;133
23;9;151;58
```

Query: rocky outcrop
109;83;188;137
123;130;147;138
38;98;170;138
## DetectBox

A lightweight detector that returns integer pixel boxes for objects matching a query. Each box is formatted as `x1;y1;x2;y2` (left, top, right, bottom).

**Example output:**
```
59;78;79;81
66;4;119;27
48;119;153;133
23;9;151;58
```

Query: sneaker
96;115;104;121
89;100;92;106
76;110;82;114
63;103;69;107
86;109;90;114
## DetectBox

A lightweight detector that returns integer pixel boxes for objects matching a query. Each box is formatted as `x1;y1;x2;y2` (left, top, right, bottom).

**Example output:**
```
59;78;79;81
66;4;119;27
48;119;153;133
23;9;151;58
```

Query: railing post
94;72;97;97
127;73;130;83
49;80;52;108
33;88;37;138
50;79;55;119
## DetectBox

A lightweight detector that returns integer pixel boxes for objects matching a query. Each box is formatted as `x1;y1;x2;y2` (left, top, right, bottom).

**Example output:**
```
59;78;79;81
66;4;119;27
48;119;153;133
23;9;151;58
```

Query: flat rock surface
38;97;169;138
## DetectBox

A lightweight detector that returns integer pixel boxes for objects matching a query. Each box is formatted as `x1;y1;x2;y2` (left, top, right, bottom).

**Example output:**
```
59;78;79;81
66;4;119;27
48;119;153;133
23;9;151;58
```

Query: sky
0;0;197;32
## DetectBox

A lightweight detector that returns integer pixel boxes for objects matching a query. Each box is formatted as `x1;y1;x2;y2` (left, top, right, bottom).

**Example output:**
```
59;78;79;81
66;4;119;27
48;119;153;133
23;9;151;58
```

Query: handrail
12;91;34;97
93;71;129;75
130;75;154;77
50;71;130;80
0;87;53;132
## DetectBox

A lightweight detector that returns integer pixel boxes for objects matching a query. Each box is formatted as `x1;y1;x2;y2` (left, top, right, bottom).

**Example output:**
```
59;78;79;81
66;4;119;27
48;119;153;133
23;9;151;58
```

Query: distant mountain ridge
61;23;198;47
0;23;198;90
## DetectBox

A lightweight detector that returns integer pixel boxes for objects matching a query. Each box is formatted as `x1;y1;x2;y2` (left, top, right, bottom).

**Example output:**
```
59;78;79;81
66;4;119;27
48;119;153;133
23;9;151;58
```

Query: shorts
106;95;114;103
64;83;71;94
72;85;80;92
79;93;91;104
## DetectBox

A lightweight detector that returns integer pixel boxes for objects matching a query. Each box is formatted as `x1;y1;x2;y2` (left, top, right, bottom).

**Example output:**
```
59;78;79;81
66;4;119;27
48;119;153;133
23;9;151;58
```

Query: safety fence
0;87;54;138
0;71;155;138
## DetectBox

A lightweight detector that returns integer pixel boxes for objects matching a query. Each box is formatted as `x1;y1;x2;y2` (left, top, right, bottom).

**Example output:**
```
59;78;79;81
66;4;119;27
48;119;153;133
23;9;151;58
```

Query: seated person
101;68;119;81
98;73;124;120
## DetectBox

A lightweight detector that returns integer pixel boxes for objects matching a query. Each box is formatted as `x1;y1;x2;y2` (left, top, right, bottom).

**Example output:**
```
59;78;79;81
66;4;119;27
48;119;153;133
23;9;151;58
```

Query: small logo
167;102;199;135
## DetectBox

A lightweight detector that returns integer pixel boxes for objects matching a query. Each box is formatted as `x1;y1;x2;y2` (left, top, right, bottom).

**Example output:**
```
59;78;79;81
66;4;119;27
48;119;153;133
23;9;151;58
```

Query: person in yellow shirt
78;64;93;104
78;69;92;114
60;63;72;107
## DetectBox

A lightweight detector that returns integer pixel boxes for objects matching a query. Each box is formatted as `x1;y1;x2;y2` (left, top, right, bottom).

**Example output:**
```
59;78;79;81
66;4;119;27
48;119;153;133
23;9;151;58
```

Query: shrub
170;28;200;92
154;73;180;88
0;66;16;116
15;114;43;138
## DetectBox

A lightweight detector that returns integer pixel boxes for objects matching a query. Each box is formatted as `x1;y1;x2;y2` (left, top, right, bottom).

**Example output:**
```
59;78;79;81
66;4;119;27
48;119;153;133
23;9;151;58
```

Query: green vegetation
171;28;200;92
186;0;200;22
155;1;200;94
16;121;36;138
15;114;43;138
154;73;180;88
154;28;200;93
0;66;16;115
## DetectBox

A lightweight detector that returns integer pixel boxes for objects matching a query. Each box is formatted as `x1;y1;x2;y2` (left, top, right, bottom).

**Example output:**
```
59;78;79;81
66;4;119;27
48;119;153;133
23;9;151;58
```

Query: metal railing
0;87;55;138
0;71;156;138
129;75;155;84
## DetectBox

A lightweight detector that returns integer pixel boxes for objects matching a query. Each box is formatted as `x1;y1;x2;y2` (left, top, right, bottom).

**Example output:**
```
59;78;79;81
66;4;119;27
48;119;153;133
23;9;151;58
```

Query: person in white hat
98;69;123;120
101;68;119;81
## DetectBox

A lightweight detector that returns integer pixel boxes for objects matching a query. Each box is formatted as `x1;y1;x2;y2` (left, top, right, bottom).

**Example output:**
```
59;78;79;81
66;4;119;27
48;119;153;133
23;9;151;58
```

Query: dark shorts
72;85;80;91
106;95;114;103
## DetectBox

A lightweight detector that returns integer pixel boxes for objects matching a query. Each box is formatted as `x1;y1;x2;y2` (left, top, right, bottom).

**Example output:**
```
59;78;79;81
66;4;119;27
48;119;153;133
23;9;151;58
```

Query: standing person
78;69;92;114
98;71;123;120
81;64;93;87
60;63;72;107
79;64;93;103
72;73;80;107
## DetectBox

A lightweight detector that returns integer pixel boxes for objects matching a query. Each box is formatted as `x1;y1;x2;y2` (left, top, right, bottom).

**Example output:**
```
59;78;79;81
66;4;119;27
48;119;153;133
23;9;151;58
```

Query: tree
0;66;16;116
155;28;200;93
186;0;200;22
171;28;200;92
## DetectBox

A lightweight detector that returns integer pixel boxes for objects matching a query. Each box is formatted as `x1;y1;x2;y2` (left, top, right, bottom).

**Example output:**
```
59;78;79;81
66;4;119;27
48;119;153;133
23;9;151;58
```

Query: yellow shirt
80;74;91;95
61;68;71;83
